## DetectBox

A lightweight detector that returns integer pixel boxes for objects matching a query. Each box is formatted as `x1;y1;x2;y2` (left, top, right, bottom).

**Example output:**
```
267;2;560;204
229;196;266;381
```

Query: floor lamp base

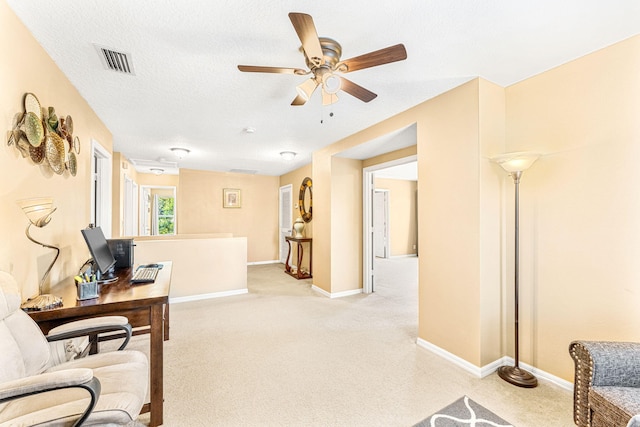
497;365;538;388
20;294;63;311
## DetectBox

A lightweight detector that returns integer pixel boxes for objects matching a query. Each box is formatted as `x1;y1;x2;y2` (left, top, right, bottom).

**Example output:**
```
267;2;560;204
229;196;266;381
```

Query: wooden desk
28;262;172;427
284;236;312;279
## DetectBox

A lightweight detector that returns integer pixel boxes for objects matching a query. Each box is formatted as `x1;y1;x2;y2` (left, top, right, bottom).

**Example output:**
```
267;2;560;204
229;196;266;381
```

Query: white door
279;185;293;263
373;190;389;258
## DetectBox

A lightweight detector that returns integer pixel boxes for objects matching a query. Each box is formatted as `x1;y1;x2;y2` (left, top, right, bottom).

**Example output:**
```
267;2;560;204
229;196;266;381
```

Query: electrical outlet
413;245;416;249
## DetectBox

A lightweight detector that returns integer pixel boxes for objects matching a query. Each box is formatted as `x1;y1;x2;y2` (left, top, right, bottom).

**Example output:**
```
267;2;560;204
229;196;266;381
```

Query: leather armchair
0;271;148;426
569;340;640;427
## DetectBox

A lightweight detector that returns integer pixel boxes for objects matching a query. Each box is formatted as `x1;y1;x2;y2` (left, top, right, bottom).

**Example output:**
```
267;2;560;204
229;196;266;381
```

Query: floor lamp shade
491;152;540;388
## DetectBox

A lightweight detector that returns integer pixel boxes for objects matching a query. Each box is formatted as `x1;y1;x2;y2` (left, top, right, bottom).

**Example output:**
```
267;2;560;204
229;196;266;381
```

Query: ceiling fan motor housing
304;37;342;70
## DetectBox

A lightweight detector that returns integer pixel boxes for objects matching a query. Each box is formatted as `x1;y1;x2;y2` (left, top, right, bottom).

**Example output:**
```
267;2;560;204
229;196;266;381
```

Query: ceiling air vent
230;169;258;175
94;44;135;75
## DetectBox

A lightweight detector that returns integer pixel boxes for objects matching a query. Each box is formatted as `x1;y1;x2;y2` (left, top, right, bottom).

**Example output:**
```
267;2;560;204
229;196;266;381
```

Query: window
155;195;175;235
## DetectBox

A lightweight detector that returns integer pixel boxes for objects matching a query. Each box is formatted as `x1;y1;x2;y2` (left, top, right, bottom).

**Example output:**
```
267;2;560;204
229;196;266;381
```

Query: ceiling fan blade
238;65;308;75
338;44;407;73
291;95;308;106
340;77;377;103
288;13;324;67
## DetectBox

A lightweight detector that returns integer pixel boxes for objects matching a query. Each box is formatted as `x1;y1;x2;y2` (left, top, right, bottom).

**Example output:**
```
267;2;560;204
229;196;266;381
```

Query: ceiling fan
237;12;407;106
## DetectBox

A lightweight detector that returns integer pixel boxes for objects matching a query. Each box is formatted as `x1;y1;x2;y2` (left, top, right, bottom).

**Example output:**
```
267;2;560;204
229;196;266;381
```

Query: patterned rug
413;396;514;427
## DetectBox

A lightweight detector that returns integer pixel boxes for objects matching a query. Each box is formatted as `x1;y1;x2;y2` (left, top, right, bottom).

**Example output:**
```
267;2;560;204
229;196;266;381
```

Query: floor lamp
492;152;540;388
17;197;63;311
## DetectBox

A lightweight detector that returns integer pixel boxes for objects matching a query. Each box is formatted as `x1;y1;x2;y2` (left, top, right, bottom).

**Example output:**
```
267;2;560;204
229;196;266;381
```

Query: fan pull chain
320;96;336;124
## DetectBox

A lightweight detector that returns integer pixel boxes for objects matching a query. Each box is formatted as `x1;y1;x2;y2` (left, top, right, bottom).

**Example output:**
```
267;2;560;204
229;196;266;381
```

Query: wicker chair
569;341;640;427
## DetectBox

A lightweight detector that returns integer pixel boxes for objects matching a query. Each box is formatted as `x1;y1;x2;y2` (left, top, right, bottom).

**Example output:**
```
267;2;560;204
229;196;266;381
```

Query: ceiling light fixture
170;147;190;159
280;151;296;161
322;72;341;95
296;78;318;101
150;168;164;175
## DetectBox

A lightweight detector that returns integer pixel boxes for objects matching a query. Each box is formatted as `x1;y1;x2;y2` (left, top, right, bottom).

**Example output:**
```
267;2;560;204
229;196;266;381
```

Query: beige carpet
131;258;572;426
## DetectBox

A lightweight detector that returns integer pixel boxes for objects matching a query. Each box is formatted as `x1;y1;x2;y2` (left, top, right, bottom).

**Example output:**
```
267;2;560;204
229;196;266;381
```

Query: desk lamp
491;151;540;388
17;197;63;311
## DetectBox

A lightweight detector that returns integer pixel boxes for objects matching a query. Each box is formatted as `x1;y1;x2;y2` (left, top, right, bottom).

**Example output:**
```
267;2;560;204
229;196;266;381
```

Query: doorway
139;186;177;236
90;139;112;237
363;155;417;293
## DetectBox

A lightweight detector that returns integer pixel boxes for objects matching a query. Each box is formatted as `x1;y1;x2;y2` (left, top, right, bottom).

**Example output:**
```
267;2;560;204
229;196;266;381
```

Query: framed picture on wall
223;188;241;208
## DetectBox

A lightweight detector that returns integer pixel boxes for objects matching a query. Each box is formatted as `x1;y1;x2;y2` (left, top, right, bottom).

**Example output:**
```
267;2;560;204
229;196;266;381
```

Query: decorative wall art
299;177;312;222
223;188;241;208
7;92;80;177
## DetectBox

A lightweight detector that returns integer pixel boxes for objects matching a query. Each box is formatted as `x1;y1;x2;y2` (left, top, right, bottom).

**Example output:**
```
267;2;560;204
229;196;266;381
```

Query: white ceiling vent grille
94;44;135;75
230;169;258;175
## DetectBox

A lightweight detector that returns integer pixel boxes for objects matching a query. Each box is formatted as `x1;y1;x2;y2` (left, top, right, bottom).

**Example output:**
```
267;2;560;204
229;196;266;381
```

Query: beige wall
0;1;113;298
177;169;279;263
134;236;247;299
330;157;363;293
374;178;418;257
136;172;179;187
504;34;640;380
363;145;417;169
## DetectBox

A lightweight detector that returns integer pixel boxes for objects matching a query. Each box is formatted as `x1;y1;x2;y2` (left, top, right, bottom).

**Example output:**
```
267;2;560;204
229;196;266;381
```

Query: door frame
123;175;138;236
363;155;417;294
279;184;293;264
90;139;112;238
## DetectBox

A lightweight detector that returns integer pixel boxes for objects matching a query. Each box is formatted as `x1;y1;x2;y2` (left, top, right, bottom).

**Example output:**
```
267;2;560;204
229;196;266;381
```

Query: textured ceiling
7;1;640;176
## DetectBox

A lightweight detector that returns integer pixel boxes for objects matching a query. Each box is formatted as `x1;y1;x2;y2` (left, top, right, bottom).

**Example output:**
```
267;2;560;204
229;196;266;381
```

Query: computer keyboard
130;266;159;284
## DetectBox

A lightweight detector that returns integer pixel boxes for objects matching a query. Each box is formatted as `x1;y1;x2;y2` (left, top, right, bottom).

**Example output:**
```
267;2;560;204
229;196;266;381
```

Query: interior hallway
133;260;572;426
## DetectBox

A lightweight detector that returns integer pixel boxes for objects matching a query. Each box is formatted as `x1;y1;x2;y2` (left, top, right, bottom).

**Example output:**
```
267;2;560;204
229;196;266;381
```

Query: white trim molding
416;338;573;391
170;289;248;304
247;260;281;266
312;285;363;299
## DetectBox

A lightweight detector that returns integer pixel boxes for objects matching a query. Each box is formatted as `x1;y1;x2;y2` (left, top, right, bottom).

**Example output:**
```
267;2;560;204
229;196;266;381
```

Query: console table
28;262;172;427
284;236;312;279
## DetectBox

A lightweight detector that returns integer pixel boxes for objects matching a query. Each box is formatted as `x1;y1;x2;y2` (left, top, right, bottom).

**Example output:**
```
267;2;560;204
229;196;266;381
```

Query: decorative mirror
299;177;312;222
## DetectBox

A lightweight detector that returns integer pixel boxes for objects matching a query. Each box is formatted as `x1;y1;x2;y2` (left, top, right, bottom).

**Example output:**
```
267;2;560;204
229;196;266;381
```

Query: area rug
413;396;514;426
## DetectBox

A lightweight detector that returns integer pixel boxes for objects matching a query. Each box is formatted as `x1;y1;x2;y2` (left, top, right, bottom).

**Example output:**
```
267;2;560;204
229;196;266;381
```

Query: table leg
149;304;164;427
297;242;304;279
284;240;293;273
164;303;170;341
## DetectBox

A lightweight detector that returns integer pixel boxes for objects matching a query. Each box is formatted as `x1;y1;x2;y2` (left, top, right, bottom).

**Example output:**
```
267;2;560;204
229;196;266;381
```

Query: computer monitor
81;226;116;281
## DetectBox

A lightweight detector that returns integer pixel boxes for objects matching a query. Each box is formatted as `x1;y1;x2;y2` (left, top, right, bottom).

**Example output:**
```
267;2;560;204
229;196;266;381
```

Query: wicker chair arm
570;340;640;427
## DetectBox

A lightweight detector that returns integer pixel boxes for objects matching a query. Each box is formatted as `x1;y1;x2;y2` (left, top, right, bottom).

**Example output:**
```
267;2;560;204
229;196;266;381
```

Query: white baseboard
247;260;280;265
170;289;248;304
312;285;362;299
416;338;573;391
